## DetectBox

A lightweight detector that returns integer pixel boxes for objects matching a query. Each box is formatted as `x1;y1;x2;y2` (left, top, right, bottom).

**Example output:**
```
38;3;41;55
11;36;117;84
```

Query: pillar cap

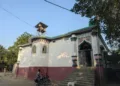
71;34;76;38
71;34;77;41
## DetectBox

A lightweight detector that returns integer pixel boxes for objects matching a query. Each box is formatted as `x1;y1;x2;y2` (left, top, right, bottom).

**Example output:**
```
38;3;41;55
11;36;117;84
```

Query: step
59;67;95;86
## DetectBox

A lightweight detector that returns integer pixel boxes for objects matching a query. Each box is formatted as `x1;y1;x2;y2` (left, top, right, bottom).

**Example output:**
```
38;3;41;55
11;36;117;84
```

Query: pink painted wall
17;67;75;81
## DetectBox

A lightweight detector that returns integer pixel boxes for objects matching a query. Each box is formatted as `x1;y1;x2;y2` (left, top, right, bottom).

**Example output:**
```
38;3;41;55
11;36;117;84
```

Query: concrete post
71;34;77;67
4;67;6;76
16;61;20;78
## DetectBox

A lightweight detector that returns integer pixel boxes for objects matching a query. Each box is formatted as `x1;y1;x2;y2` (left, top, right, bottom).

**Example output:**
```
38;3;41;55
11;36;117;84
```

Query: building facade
16;24;108;81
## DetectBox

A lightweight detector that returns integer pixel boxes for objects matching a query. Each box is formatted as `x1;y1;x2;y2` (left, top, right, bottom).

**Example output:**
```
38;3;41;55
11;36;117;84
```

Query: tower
35;22;48;36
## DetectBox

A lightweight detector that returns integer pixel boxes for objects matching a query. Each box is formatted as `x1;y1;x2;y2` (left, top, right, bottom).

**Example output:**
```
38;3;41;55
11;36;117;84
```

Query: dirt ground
0;72;120;86
0;72;35;86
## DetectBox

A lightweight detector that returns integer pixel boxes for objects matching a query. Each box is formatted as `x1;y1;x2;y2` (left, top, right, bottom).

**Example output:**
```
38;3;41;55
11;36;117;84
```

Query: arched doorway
79;41;92;67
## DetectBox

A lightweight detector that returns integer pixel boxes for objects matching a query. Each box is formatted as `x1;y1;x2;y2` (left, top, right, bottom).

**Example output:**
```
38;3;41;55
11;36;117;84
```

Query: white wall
19;46;32;67
29;39;49;67
48;38;73;67
91;35;101;55
18;39;49;67
18;38;73;67
19;32;105;68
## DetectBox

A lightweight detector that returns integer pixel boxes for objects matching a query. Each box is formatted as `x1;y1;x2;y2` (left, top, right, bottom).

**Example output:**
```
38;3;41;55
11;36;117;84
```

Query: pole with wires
44;0;71;12
0;5;34;28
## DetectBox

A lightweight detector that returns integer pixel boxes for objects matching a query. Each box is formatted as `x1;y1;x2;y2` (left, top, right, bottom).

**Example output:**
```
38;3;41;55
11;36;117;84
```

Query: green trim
31;25;97;41
51;25;96;40
21;25;97;47
19;43;32;47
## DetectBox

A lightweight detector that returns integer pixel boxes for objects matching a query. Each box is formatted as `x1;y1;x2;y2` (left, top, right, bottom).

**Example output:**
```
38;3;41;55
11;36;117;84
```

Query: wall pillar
91;33;100;66
91;28;105;86
71;34;77;67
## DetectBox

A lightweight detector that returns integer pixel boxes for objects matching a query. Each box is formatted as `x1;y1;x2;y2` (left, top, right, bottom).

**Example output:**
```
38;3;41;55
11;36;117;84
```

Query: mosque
16;22;109;81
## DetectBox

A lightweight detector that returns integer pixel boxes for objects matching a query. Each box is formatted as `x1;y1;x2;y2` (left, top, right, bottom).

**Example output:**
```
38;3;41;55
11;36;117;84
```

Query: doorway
79;41;92;67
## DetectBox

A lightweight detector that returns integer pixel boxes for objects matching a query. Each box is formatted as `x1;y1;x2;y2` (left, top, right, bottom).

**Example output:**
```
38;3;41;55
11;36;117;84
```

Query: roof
21;25;110;48
52;25;97;39
19;43;32;47
35;22;48;28
31;25;97;42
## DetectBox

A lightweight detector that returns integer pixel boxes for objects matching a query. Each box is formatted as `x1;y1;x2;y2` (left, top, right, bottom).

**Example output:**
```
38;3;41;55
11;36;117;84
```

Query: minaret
35;22;48;36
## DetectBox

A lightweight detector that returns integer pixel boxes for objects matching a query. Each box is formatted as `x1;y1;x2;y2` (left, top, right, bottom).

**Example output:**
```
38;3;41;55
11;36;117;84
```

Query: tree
6;50;17;65
8;32;32;65
0;45;6;63
72;0;120;50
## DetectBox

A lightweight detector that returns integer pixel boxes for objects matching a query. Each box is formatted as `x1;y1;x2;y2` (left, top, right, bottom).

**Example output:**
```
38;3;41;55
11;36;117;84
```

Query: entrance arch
79;41;92;67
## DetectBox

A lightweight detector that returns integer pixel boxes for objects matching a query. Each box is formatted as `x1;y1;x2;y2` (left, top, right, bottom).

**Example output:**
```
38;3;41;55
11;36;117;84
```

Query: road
0;72;35;86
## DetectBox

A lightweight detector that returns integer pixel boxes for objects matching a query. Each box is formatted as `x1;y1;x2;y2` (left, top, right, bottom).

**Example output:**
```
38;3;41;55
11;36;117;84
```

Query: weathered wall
17;38;74;81
77;32;92;66
77;32;92;45
17;32;108;81
19;46;32;67
29;39;49;67
48;37;73;67
17;46;32;78
47;37;74;80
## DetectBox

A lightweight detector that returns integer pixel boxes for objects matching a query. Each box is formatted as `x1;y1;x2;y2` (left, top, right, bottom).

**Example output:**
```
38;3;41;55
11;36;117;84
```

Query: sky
0;0;90;48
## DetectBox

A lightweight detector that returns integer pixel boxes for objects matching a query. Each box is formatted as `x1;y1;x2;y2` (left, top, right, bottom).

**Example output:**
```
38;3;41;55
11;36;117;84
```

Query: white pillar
17;47;22;62
71;34;77;67
91;28;105;86
91;29;101;66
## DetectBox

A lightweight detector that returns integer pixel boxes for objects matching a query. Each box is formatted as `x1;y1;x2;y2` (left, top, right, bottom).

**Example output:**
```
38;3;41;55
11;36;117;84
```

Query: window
42;46;47;53
32;45;36;54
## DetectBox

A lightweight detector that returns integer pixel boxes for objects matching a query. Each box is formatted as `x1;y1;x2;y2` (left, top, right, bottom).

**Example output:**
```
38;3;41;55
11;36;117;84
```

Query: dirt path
0;72;35;86
0;72;120;86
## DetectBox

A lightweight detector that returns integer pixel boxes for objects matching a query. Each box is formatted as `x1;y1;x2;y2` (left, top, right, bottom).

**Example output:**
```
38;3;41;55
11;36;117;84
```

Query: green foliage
6;50;17;65
7;32;32;65
8;32;32;55
104;51;120;65
0;45;6;63
72;0;120;50
0;32;32;70
14;32;32;46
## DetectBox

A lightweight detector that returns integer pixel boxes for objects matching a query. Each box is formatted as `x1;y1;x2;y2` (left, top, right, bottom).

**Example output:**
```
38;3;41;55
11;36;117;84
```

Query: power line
0;5;34;28
44;0;71;12
44;0;74;34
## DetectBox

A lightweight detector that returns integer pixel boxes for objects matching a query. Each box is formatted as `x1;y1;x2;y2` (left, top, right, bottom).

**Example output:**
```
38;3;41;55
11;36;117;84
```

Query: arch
32;45;36;54
79;41;92;50
42;45;47;53
78;41;92;66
